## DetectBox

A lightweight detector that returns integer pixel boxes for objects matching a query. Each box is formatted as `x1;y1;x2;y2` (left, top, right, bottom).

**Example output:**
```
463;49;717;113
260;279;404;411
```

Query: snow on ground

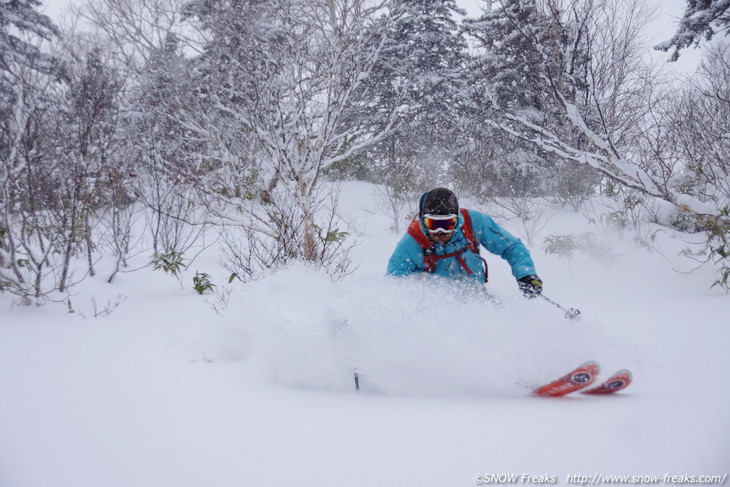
1;181;728;487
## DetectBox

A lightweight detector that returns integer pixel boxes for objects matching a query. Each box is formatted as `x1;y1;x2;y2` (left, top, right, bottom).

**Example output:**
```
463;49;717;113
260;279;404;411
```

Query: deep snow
1;181;728;487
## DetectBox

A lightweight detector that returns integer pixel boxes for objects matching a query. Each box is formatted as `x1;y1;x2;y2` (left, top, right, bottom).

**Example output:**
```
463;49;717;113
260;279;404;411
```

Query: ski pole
482;287;503;308
539;293;581;320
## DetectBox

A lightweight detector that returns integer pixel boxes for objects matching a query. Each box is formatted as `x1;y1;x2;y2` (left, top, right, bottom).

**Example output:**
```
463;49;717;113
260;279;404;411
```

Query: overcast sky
39;0;702;77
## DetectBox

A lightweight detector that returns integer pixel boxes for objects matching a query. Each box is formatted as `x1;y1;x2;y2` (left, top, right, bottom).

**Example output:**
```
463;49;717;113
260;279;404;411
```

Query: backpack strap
460;209;478;253
407;217;436;272
461;209;489;282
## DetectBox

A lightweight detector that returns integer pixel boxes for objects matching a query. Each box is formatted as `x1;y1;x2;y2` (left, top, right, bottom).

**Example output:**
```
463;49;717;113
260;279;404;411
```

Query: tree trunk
301;185;318;262
59;191;79;293
85;210;95;277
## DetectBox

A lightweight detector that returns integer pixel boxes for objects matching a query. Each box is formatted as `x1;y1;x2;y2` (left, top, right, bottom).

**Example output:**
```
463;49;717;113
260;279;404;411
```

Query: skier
386;188;543;297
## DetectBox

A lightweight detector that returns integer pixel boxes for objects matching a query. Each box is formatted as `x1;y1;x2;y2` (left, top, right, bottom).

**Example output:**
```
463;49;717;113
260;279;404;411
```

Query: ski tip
533;361;600;397
579;361;601;376
581;369;633;395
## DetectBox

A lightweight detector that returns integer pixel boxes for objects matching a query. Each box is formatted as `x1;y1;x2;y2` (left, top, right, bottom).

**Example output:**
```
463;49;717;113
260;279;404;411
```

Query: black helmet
421;188;458;216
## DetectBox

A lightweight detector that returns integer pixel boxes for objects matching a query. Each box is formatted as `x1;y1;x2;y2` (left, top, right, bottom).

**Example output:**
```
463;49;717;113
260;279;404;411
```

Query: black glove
518;275;543;298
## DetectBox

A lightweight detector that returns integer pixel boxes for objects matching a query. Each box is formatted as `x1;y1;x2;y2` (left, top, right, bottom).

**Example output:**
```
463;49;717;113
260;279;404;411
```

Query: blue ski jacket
386;209;536;283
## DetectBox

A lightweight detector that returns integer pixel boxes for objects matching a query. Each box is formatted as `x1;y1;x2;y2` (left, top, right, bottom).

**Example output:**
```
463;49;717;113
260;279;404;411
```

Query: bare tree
174;0;398;270
78;0;216;277
219;185;357;282
53;44;126;291
474;0;717;216
668;42;730;206
661;42;730;288
0;0;67;302
77;0;399;281
78;0;197;72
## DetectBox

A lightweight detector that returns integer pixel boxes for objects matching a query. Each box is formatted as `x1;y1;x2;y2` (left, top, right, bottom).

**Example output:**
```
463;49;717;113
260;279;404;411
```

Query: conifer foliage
655;0;730;61
364;0;468;192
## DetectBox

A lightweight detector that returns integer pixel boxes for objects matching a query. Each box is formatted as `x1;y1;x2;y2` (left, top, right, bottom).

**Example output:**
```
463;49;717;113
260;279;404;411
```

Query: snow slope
1;181;728;487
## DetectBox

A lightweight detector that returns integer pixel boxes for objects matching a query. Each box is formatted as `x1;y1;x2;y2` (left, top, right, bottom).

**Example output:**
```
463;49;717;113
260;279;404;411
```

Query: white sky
40;0;703;76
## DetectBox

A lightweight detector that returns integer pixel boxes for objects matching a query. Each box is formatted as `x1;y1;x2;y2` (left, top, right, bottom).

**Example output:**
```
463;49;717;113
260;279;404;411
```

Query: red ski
582;369;632;394
534;361;600;397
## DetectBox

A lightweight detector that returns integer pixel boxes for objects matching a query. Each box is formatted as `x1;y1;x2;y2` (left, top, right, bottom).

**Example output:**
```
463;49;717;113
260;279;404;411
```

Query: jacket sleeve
469;210;536;280
386;234;425;277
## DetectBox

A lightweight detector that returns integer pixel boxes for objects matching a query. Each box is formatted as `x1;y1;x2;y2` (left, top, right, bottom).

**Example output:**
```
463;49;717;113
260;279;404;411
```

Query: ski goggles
423;214;458;233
